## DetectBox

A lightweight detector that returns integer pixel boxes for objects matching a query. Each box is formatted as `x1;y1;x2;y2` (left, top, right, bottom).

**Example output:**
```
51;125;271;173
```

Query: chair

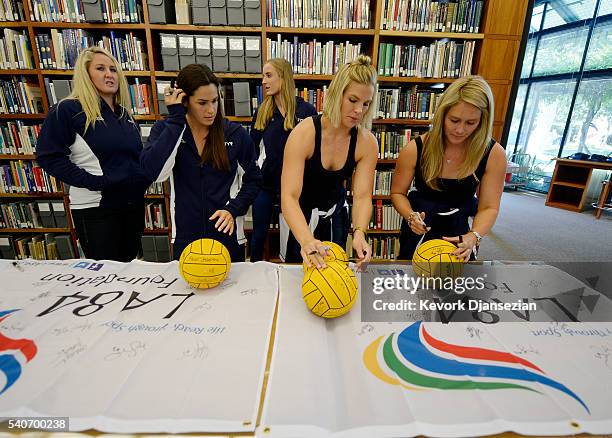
505;153;533;190
594;173;612;219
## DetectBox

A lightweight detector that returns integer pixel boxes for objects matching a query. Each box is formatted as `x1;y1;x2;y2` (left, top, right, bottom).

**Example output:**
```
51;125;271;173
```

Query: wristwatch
470;230;483;244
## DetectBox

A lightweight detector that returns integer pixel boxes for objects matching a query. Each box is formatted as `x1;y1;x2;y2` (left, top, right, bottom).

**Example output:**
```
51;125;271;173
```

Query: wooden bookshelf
0;227;71;233
0;0;529;261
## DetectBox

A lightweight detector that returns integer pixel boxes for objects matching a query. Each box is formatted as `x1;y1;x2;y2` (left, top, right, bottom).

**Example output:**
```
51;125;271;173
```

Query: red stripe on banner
0;333;37;362
421;325;544;373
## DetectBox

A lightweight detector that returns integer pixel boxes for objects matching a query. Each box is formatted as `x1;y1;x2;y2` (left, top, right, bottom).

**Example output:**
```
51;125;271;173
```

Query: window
506;0;612;192
561;77;612;157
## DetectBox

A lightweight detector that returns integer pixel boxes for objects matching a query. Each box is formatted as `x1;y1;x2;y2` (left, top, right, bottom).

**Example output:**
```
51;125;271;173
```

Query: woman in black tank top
281;56;379;270
391;76;507;261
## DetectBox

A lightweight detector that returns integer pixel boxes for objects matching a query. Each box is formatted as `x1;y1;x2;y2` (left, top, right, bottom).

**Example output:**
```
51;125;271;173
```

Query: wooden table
546;159;612;212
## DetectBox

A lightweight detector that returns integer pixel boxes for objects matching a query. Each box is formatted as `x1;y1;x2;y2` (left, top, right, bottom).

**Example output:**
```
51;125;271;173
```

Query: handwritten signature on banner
105;341;147;361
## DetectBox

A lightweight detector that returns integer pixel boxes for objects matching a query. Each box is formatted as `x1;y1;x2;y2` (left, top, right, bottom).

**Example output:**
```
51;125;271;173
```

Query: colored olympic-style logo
363;321;589;413
0;310;37;395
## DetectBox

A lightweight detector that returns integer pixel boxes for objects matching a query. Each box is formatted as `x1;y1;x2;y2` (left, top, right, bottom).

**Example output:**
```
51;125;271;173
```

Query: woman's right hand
301;239;330;270
408;211;431;235
164;86;186;106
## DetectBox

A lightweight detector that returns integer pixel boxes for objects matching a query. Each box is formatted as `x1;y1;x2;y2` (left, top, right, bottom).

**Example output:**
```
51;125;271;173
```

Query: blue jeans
250;189;276;261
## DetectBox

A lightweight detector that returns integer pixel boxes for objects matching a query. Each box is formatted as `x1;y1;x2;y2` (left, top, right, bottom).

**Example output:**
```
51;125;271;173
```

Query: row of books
371;200;402;230
381;0;484;33
0;160;62;194
0;233;75;260
344;233;400;260
0;199;68;229
28;0;141;23
375;86;442;119
145;182;165;195
266;0;371;29
1;29;36;70
35;29;147;70
373;169;393;195
0;77;43;115
127;79;152;115
144;202;167;230
267;36;363;75
0;0;25;20
372;127;417;159
0;121;41;155
378;40;475;78
43;78;72;106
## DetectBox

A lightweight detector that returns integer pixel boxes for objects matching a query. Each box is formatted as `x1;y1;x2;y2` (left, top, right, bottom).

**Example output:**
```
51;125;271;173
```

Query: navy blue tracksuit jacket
140;104;262;261
36;98;149;209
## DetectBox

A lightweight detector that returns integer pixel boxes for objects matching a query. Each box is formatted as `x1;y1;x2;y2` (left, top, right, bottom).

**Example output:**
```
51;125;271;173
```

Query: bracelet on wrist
469;230;483;244
352;227;367;238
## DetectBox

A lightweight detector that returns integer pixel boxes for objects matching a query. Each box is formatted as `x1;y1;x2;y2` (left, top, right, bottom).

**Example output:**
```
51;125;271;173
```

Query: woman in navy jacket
36;46;150;262
140;64;262;261
249;58;317;261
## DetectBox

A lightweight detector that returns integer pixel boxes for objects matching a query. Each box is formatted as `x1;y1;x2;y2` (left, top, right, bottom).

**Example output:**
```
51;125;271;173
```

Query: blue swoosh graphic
0;354;22;395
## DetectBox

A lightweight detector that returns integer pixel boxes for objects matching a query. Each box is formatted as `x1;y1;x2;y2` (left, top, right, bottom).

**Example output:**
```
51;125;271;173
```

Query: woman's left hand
352;230;371;272
210;210;234;235
443;233;478;262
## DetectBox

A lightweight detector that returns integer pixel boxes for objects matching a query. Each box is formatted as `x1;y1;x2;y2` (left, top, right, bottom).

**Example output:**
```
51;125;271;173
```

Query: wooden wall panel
493;122;504;142
484;0;530;36
489;83;510;124
477;39;520;81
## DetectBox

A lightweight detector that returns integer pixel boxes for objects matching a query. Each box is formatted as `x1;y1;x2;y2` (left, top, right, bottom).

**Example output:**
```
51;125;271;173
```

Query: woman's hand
408;211;431;235
164;86;186;106
352;230;371;271
210;210;234;235
443;232;478;262
301;239;330;269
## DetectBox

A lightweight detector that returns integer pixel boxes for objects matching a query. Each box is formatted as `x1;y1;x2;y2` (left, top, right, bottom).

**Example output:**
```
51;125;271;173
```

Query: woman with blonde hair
249;58;317;261
391;75;507;261
36;46;150;261
281;55;378;270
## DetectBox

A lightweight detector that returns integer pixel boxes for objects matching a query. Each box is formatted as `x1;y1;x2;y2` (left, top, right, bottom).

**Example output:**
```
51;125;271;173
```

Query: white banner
261;265;612;437
0;259;278;433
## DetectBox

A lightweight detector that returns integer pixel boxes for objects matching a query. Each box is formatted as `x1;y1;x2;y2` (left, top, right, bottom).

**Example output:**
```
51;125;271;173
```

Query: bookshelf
0;0;529;261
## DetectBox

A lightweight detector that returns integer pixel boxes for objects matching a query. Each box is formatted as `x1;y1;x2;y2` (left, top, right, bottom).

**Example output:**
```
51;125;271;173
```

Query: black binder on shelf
155;236;171;262
50;201;68;228
195;35;213;70
160;34;180;71
141;236;157;262
244;0;261;25
178;35;196;69
82;0;104;22
233;82;251;117
227;0;244;25
147;0;176;23
55;235;75;260
36;201;56;228
212;36;229;72
209;0;227;25
0;236;16;260
156;80;171;115
244;36;261;73
228;36;246;72
192;0;210;24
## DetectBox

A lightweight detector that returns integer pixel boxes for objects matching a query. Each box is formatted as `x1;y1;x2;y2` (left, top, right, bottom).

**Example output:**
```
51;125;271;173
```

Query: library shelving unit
0;0;529;261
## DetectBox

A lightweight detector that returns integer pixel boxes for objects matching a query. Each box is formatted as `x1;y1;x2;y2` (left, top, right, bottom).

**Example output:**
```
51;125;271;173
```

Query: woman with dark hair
140;64;262;261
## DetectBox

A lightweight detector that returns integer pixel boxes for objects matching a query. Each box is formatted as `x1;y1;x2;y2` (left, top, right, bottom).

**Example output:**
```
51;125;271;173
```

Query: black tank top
300;114;358;211
413;136;495;205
